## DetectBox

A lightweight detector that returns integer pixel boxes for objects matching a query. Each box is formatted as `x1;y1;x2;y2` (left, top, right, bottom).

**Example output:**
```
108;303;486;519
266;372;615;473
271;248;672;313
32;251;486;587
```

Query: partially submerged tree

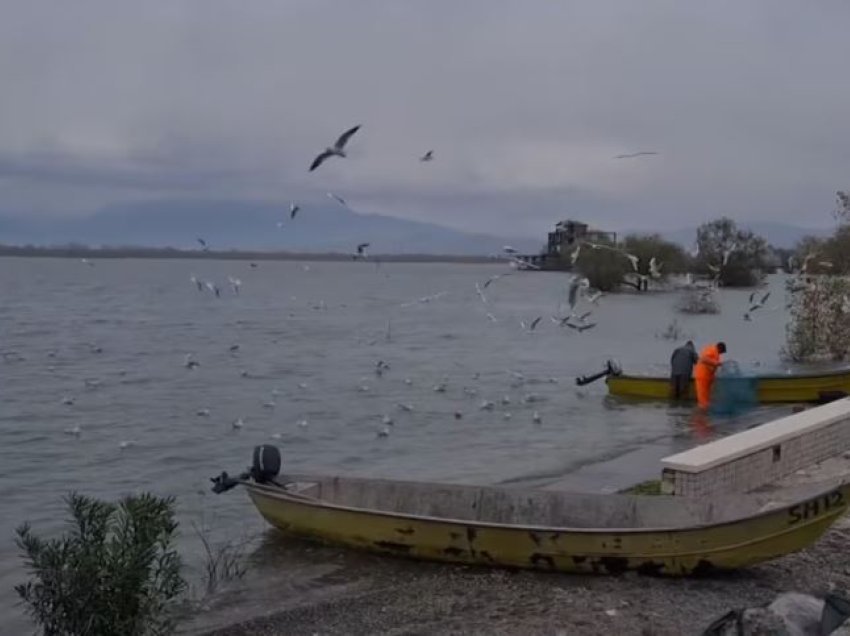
836;190;850;223
695;217;769;287
621;233;690;286
574;241;630;292
676;288;720;315
16;492;186;636
782;275;850;362
575;234;688;292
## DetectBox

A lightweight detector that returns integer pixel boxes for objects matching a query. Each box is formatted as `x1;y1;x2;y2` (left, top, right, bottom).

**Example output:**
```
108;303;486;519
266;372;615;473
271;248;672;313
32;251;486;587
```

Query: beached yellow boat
606;368;850;403
213;446;850;576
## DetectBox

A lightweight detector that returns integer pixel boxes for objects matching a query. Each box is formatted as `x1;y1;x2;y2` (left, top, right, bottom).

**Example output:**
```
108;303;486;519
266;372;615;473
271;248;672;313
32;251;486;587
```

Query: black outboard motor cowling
251;444;281;483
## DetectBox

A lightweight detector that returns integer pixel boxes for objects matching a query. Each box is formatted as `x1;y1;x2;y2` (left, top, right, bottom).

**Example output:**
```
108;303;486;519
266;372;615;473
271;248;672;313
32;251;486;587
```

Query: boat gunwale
243;476;849;536
607;368;850;383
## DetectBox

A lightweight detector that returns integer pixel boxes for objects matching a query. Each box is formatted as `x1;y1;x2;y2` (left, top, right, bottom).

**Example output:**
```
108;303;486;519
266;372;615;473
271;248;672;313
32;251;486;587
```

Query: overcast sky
1;0;848;236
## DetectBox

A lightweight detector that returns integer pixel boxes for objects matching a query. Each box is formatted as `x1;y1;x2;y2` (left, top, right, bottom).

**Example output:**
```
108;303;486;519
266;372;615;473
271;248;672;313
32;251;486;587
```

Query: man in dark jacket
670;340;699;400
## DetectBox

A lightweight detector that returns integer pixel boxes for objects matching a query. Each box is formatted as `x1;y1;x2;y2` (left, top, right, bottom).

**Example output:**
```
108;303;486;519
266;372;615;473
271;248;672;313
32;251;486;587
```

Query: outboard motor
575;359;622;386
211;444;282;494
250;444;281;484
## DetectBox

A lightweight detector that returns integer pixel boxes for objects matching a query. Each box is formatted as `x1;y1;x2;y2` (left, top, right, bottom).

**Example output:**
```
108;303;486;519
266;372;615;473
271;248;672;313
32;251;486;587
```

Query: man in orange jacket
694;342;727;410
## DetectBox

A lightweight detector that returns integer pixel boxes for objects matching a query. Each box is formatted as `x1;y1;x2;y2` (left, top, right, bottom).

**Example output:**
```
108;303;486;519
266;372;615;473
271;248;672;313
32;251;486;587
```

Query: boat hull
606;370;850;403
245;480;850;576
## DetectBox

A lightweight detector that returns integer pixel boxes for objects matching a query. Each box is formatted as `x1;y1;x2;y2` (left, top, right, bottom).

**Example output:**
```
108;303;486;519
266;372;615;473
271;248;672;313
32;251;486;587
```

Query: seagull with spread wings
309;125;361;171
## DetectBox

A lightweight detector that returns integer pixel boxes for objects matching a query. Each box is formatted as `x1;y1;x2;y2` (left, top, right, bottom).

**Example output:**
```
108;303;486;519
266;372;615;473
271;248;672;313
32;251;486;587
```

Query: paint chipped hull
243;477;850;576
606;368;850;403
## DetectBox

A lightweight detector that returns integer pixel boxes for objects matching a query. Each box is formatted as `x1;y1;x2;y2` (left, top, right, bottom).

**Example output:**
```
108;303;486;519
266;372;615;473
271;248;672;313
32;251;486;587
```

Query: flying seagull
290;202;300;219
520;316;543;332
355;243;370;259
624;253;640;272
327;192;348;207
482;273;510;289
566;276;589;311
649;257;663;279
503;246;518;254
565;320;597;333
197;238;209;250
420;150;434;162
309;124;361;171
614;151;658;159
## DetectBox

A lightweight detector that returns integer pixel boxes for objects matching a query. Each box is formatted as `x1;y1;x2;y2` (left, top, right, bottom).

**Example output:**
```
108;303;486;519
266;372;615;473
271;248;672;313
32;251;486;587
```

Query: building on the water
514;220;617;270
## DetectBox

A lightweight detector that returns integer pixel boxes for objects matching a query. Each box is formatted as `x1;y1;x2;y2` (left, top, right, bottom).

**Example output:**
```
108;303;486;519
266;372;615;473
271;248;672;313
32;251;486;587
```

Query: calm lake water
0;257;799;632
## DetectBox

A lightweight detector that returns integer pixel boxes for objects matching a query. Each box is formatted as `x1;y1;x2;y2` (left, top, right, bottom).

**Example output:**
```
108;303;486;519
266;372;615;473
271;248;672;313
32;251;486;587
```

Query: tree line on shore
571;216;773;292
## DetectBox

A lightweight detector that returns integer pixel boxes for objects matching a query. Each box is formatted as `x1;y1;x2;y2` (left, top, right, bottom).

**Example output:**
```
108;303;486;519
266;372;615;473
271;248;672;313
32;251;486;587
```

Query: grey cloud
0;0;848;234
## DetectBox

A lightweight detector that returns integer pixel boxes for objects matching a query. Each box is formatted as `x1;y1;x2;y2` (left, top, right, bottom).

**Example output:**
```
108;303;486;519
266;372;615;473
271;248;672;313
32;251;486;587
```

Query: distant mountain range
0;199;832;255
0;199;541;256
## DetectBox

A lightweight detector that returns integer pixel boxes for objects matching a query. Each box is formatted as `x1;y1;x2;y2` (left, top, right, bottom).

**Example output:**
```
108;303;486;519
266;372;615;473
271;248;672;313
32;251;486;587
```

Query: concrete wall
660;398;850;496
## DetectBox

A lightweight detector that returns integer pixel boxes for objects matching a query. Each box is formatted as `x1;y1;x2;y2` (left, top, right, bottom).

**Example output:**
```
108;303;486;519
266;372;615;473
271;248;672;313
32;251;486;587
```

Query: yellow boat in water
213;446;850;576
606;368;850;403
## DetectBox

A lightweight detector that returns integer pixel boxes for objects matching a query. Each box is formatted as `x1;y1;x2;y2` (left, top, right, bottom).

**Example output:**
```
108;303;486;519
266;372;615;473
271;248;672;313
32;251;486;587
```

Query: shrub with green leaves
16;492;186;636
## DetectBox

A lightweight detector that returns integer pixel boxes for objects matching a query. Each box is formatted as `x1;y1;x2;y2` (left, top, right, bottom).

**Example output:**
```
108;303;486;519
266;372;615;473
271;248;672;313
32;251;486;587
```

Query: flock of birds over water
6;124;839;446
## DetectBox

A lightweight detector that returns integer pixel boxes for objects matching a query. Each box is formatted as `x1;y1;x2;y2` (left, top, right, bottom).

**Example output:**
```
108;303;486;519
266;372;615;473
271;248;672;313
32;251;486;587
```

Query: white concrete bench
660;398;850;496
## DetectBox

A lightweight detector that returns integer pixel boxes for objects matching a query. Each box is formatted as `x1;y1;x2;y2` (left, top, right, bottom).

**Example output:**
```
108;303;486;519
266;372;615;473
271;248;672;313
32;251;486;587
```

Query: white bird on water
119;440;136;449
184;353;199;369
232;418;244;430
204;281;221;298
64;425;82;437
377;426;391;438
61;395;75;406
81;258;94;267
228;276;242;295
309;124;361;172
190;275;203;291
196;408;211;417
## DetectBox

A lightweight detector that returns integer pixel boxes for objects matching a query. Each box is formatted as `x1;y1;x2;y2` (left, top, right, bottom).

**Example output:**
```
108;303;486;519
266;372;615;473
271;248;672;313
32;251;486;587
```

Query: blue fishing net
710;360;758;416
